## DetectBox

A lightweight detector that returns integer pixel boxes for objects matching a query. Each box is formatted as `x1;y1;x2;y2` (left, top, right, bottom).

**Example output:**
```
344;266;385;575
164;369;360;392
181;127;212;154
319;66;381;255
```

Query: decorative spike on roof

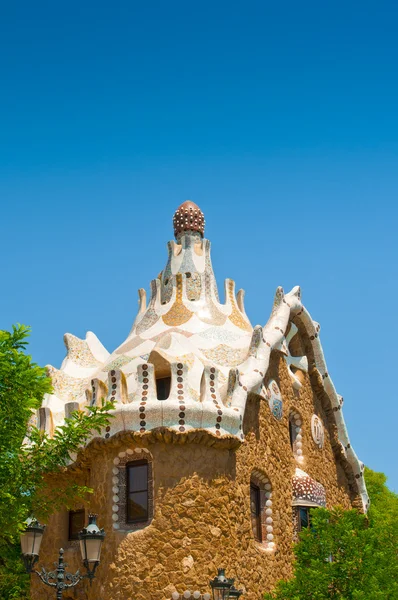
173;201;205;239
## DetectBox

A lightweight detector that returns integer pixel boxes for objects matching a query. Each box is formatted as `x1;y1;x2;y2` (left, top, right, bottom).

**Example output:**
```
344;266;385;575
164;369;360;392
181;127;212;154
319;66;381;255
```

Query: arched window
156;377;171;400
147;351;172;400
289;411;303;461
250;471;275;551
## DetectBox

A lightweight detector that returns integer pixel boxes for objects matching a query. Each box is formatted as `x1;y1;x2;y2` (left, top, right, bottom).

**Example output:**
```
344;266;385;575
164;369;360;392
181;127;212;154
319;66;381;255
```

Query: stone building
32;201;368;600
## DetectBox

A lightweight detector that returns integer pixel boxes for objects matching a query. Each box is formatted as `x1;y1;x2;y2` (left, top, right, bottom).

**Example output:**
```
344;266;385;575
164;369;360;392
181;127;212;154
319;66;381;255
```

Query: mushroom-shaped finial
173;201;205;239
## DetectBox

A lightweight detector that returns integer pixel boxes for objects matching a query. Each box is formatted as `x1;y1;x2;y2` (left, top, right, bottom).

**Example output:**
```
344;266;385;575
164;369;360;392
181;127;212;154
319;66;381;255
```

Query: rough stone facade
31;353;355;600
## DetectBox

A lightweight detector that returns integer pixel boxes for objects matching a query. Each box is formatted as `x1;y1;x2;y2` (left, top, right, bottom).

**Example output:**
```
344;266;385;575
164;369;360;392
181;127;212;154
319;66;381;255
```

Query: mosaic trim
87;378;108;407
63;334;102;368
46;366;90;402
136;363;156;434
101;355;133;372
251;470;275;552
106;369;128;404
161;247;173;304
115;335;144;355
185;272;202;301
200;345;249;368
172;362;188;433
200;272;227;326
197;327;241;344
111;448;153;532
162;274;193;326
227;280;252;332
150;328;194;343
290;411;304;461
205;240;220;303
136;280;161;334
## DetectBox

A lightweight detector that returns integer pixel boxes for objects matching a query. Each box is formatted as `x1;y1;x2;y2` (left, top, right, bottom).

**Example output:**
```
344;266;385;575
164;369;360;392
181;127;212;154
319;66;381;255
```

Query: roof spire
173;201;205;240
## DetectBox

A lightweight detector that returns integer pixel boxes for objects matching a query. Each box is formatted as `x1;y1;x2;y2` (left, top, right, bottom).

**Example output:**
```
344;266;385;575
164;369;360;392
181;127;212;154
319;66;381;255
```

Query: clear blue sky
0;2;397;491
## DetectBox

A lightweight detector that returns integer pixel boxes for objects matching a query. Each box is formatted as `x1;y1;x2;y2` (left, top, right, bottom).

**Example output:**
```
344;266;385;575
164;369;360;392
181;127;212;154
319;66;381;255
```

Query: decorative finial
173;201;205;239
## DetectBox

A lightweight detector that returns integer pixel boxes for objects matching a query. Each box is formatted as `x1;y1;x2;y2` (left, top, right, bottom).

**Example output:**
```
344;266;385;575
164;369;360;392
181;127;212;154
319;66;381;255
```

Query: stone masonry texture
31;352;356;600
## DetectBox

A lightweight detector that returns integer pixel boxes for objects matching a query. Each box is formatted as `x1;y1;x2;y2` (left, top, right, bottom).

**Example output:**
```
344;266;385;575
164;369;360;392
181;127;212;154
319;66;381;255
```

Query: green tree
264;469;398;600
0;325;113;599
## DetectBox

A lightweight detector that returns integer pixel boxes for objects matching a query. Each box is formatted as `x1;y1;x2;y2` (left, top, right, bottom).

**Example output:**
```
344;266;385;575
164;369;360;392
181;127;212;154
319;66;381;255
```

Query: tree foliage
0;325;113;599
264;468;398;600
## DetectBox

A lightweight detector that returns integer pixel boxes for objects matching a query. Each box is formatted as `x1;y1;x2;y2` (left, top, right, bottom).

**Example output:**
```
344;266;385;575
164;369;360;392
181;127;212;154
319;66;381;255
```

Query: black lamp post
209;568;234;600
20;514;105;600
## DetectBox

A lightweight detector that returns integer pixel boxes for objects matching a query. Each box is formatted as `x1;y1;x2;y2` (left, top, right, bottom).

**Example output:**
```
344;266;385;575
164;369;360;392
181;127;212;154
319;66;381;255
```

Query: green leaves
264;469;398;600
0;539;30;600
0;325;114;599
0;325;52;456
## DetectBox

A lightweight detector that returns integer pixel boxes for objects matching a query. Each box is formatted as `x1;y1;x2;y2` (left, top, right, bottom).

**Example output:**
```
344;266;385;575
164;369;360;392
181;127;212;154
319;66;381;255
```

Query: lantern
209;568;234;600
20;519;45;572
78;514;105;578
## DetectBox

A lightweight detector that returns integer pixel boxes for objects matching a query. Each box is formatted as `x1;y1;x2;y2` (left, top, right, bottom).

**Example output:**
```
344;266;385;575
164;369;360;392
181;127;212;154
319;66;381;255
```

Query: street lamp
229;586;243;600
171;569;243;600
209;568;234;600
20;514;105;600
20;518;45;573
78;514;106;580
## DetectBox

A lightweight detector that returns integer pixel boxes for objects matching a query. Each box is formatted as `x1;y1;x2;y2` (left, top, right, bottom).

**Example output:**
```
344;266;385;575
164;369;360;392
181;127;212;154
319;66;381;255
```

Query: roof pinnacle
173;201;205;239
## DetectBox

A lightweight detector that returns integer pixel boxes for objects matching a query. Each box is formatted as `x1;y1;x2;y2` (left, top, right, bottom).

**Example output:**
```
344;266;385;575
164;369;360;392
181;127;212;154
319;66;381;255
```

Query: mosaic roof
292;468;326;507
37;201;369;512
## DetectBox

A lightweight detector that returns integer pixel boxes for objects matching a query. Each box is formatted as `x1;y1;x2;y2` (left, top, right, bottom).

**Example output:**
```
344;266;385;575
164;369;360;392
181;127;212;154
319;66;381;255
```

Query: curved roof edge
232;285;369;512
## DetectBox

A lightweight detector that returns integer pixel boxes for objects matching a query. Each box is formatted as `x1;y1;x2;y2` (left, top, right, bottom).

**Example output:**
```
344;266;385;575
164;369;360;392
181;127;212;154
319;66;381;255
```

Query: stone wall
31;351;354;600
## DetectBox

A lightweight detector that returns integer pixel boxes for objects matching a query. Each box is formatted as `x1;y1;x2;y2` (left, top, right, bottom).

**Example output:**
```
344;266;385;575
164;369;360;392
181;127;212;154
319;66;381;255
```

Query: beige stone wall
31;352;355;600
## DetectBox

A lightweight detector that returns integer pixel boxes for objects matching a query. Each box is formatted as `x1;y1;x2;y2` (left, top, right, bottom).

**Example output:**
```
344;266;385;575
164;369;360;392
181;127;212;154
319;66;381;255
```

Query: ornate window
250;471;275;551
112;448;153;531
68;509;85;541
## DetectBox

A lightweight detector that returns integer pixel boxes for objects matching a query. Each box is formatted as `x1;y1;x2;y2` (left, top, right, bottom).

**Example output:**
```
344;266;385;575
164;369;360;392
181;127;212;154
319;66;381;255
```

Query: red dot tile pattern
173;201;205;238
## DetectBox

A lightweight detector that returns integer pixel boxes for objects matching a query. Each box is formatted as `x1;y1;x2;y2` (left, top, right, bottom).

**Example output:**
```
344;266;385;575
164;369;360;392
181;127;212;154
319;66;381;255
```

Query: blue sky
0;1;397;491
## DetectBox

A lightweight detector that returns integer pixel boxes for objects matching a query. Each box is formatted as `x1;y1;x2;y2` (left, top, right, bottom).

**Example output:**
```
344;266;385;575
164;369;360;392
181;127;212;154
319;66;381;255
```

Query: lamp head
209;568;234;600
78;514;105;571
20;518;45;573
